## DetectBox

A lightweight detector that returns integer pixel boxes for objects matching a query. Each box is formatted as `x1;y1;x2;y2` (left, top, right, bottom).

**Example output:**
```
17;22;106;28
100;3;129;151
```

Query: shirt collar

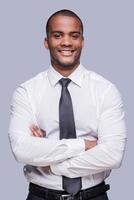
47;63;85;87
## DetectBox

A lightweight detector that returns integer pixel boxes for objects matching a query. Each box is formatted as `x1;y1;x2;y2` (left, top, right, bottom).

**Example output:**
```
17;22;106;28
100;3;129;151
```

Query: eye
53;33;62;39
71;34;80;39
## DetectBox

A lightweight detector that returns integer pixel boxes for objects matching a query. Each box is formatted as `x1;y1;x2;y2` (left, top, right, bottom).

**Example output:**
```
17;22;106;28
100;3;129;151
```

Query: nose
61;35;72;46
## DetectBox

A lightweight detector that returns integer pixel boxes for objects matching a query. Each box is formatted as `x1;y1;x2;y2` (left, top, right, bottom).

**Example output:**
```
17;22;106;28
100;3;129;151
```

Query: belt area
29;181;110;200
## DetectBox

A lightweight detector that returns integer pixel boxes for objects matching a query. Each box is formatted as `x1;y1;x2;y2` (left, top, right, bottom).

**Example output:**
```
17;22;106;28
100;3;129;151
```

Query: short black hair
46;9;84;36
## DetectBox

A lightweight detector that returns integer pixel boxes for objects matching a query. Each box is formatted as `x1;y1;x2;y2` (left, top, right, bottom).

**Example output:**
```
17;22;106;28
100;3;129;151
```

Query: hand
30;124;46;137
41;166;52;173
84;139;97;151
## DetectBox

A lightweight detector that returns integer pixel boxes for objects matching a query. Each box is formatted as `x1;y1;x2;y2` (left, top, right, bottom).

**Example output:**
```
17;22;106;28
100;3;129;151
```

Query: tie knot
59;78;71;87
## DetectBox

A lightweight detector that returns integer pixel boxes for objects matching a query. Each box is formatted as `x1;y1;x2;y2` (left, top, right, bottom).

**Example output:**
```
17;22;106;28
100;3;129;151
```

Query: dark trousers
26;182;109;200
26;192;109;200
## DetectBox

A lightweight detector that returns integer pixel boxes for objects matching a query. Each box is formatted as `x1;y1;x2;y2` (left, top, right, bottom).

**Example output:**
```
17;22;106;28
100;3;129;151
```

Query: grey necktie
59;78;82;196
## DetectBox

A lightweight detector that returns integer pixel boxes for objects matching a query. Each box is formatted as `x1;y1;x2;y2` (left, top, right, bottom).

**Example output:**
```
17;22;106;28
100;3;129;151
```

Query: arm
30;125;97;172
8;86;85;167
30;125;97;150
51;84;127;178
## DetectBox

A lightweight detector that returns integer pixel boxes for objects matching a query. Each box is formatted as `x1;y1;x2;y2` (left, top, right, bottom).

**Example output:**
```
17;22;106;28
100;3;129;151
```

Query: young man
9;9;127;200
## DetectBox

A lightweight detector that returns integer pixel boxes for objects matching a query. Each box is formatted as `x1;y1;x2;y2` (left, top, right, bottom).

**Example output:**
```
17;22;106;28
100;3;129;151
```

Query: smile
58;49;75;56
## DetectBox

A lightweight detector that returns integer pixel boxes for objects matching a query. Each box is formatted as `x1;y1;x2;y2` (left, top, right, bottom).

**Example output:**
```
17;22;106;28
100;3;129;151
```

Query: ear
44;37;49;49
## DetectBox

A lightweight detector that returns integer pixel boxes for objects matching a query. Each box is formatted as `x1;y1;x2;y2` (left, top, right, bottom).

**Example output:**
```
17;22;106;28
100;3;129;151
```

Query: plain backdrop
0;0;133;199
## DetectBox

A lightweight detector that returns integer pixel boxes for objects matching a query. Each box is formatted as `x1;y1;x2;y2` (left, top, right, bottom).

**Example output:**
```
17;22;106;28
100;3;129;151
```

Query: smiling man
44;13;84;74
9;9;127;200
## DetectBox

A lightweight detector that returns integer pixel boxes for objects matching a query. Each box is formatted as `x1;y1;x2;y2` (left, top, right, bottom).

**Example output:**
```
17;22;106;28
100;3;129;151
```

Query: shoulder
86;69;112;88
21;70;48;89
84;68;121;102
84;69;112;91
12;70;48;99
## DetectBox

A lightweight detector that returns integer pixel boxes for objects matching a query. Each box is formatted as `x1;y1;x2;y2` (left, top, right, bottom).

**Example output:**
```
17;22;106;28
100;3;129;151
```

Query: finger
33;126;45;137
30;124;38;133
92;141;97;147
32;130;41;137
31;128;41;137
94;140;97;145
36;128;44;137
30;126;41;137
34;126;46;137
30;124;46;137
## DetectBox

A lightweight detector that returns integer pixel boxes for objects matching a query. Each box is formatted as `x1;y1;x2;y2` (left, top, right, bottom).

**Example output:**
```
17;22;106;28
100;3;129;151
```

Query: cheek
49;39;60;46
75;41;83;49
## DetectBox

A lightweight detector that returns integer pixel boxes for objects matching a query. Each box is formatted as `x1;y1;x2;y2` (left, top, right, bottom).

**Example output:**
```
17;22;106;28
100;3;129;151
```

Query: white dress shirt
9;64;127;190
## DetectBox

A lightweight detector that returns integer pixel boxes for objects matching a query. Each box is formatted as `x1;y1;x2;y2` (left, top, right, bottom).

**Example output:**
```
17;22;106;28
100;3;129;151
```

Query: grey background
0;0;133;199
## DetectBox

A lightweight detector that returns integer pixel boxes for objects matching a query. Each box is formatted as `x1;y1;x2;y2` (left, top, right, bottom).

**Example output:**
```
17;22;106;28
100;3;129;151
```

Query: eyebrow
50;31;82;35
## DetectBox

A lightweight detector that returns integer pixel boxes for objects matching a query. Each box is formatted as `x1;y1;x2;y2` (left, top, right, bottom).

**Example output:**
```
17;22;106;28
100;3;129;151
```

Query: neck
52;63;80;77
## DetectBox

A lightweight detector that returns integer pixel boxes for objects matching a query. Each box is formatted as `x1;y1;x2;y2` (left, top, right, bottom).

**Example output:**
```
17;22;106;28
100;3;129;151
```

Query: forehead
48;15;82;32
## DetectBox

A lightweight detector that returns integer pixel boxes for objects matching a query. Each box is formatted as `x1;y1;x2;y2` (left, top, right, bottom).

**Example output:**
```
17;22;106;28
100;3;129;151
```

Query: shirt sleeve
8;86;85;167
51;84;127;178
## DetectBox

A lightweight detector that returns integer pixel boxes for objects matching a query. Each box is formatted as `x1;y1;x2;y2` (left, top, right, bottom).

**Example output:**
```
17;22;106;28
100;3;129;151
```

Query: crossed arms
9;84;127;178
30;124;97;151
30;124;97;173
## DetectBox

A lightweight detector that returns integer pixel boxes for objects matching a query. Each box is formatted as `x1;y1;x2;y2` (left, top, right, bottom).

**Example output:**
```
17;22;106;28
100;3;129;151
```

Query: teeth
59;50;74;56
59;50;74;52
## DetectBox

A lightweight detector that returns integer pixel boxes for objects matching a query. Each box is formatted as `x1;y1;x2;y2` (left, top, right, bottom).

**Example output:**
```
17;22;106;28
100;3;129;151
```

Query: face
44;15;84;71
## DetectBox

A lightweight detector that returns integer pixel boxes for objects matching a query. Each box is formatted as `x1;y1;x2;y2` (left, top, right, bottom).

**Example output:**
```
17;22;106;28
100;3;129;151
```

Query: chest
35;84;99;137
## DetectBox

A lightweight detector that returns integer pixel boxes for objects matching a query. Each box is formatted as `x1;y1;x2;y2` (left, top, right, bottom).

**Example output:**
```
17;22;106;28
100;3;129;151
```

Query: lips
58;49;75;56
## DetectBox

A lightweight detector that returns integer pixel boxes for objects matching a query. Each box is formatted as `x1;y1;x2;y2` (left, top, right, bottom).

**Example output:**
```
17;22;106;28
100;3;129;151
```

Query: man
9;9;127;200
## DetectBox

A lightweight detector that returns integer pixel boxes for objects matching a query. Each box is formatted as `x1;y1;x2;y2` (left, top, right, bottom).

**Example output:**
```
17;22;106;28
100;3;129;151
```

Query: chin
58;60;79;69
